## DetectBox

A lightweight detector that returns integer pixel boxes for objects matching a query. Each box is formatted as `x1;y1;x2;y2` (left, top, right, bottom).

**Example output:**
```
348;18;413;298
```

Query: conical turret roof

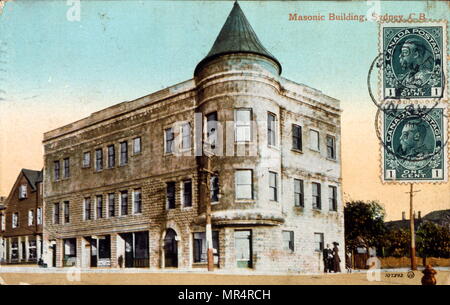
195;2;281;75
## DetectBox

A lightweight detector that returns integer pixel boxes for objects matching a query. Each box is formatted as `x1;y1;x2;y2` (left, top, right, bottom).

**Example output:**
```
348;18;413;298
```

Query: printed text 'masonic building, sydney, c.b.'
39;2;344;273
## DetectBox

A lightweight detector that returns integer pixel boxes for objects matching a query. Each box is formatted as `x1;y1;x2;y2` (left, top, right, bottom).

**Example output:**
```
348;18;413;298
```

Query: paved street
0;267;449;285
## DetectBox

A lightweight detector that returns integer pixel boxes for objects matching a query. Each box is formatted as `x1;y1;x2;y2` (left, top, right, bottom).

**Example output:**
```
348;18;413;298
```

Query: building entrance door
90;238;98;267
51;244;56;267
164;229;178;268
124;234;134;268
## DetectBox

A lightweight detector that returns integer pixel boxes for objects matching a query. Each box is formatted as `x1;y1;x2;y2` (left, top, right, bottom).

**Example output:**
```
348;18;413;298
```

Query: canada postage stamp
380;21;447;100
381;103;448;183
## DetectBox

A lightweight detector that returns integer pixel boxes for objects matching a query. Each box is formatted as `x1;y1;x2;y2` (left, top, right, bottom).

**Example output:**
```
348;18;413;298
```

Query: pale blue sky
1;0;447;109
0;1;448;219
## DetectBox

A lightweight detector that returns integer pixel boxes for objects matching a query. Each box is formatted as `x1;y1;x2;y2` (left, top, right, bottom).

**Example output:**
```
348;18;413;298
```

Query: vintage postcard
0;0;449;293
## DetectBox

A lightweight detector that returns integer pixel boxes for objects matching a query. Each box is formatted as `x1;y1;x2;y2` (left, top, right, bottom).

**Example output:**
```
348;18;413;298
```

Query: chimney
414;211;417;219
418;211;421;220
402;211;406;220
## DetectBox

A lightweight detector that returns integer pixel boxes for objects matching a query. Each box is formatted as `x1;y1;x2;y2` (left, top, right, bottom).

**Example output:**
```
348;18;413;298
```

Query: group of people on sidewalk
322;242;341;273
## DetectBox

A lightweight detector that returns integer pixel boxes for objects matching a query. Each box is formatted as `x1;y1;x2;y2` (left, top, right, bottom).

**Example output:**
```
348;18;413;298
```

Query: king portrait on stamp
380;21;447;100
381;103;448;182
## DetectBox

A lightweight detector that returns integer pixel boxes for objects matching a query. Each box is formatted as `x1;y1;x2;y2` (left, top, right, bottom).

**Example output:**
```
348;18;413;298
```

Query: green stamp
380;22;447;100
382;103;448;182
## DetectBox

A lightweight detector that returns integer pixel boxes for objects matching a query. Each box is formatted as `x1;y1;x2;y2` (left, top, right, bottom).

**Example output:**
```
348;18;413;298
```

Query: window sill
326;157;338;163
211;201;219;205
267;145;280;151
312;208;322;212
182;206;193;210
235;199;255;203
309;148;321;153
132;152;142;157
291;148;303;154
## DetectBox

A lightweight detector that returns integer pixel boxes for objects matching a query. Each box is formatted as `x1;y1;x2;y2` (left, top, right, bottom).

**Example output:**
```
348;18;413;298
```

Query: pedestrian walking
332;242;341;273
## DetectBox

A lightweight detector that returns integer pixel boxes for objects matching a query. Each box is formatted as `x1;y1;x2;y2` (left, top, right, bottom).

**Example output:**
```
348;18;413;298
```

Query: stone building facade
0;169;43;265
42;2;344;273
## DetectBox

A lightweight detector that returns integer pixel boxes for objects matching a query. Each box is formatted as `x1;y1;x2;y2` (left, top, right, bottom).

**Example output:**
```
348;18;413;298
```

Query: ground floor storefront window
28;238;37;262
193;231;219;265
11;239;18;261
120;231;149;268
63;238;77;267
235;230;252;268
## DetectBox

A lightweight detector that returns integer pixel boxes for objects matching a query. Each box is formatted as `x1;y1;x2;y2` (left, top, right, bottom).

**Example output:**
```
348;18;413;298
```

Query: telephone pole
203;154;214;271
407;184;420;271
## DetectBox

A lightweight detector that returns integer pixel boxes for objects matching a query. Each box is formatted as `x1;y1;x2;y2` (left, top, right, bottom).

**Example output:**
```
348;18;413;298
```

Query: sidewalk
1;267;449;285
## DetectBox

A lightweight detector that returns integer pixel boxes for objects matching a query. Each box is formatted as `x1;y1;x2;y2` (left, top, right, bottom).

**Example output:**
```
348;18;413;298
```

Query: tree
383;228;410;257
344;200;387;254
416;221;450;263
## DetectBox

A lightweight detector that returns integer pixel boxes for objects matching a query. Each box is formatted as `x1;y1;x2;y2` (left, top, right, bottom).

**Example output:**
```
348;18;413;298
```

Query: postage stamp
380;21;448;100
381;103;448;183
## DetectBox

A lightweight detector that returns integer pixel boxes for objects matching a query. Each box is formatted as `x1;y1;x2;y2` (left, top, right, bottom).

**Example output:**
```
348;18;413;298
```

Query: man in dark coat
332;242;341;273
322;244;333;273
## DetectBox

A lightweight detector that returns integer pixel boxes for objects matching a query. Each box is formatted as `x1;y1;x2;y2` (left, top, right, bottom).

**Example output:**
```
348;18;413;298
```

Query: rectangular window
235;109;251;142
95;149;103;171
193;231;219;264
235;230;252;268
329;186;338;211
310;130;320;151
312;182;321;210
53;203;60;224
166;182;176;209
165;128;175;154
108;193;115;217
292;124;302;151
82;152;91;168
12;212;19;228
28;239;37;261
314;233;324;252
283;231;294;252
267;112;277;146
54;160;60;180
19;184;27;199
63;158;70;178
120;191;128;216
269;171;278;201
235;170;253;200
64;201;70;223
181;123;191;150
182;180;192;207
0;214;4;231
28;210;34;226
96;195;103;219
133;137;141;154
120;141;128;165
133;189;142;214
84;198;91;221
206;112;218;151
210;174;219;203
37;207;42;225
294;179;304;207
107;145;115;168
327;135;336;160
